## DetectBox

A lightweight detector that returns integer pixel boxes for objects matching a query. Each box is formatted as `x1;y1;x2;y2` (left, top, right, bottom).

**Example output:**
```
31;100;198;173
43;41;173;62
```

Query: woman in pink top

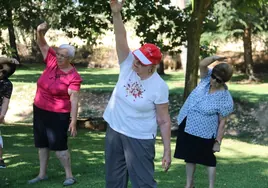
28;22;82;186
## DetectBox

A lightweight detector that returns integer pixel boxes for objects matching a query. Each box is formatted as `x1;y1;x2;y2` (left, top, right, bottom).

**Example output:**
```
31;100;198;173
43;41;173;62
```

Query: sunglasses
211;74;223;84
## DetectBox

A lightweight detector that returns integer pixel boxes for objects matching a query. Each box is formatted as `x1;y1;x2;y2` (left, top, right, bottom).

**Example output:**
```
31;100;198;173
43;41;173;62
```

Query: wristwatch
215;139;221;145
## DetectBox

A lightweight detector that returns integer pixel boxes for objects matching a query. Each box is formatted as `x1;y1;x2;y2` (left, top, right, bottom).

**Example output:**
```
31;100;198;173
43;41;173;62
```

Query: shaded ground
5;89;268;145
5;63;268;145
76;92;268;145
1;126;268;188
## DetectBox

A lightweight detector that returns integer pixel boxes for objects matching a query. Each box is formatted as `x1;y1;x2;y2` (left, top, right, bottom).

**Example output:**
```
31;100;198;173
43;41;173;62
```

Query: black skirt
174;118;216;167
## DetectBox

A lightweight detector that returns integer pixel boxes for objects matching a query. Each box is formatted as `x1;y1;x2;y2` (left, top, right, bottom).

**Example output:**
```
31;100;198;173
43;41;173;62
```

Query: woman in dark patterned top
0;57;19;168
174;56;234;188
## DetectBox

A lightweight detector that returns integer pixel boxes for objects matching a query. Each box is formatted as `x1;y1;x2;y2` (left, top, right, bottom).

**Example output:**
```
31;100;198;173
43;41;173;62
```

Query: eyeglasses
211;74;223;84
56;52;68;59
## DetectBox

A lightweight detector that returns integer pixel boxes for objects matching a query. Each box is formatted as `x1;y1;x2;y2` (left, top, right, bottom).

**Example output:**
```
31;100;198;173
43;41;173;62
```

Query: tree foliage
121;0;189;75
213;0;268;80
0;0;190;74
123;0;187;54
0;0;188;56
214;0;267;35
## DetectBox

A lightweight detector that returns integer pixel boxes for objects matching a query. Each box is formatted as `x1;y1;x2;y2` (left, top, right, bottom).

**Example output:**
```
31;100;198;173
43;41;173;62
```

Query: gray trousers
105;126;157;188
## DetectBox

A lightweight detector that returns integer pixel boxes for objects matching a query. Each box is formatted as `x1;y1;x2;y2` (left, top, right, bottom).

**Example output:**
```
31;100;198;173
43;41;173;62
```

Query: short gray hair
59;44;75;58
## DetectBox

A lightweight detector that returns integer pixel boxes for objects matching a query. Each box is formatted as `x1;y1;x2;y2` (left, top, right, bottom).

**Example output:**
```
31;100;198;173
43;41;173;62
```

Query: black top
0;78;13;106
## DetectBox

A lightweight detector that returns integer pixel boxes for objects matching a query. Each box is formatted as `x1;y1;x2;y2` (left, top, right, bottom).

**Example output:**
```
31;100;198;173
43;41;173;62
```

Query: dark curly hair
1;63;17;79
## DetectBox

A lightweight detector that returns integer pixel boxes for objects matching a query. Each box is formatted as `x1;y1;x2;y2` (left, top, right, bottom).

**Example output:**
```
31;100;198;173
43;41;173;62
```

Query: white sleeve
119;52;134;79
154;82;169;104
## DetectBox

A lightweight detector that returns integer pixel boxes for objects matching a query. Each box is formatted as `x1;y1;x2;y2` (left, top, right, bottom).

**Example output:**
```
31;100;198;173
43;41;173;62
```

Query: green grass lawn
10;64;268;102
0;126;268;188
2;64;268;187
6;64;268;143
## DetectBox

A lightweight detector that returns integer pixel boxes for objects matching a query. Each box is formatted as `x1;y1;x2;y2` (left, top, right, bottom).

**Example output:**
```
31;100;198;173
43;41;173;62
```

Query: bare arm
37;22;50;60
110;0;130;63
216;116;227;143
68;89;79;137
156;103;171;172
213;116;227;152
199;56;226;78
0;97;10;123
0;57;19;65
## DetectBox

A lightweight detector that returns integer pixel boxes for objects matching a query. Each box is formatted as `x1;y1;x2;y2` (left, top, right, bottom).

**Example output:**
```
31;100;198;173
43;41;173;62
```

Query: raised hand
37;22;49;34
110;0;125;13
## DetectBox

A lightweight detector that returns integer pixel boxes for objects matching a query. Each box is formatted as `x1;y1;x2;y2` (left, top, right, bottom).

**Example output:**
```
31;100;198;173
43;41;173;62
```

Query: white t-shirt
103;52;169;139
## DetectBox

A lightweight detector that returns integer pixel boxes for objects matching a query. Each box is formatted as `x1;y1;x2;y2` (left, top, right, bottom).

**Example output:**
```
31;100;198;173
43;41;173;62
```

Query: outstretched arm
199;56;226;78
213;116;227;152
0;57;19;65
36;22;50;60
110;0;130;63
156;103;171;172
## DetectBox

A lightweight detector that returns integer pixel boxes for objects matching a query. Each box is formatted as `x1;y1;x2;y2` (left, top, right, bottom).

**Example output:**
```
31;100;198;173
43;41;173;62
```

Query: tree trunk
177;1;187;76
243;24;257;81
183;0;212;101
180;43;187;75
31;29;38;56
6;4;20;61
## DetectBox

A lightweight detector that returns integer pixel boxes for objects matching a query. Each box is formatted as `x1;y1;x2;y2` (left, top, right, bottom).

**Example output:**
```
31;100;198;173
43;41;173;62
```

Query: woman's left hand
162;150;171;172
68;121;77;137
213;142;221;152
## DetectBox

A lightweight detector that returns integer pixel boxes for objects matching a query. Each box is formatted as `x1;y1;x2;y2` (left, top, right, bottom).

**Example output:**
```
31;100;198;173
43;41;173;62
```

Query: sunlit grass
2;65;267;187
1;126;268;188
10;66;268;103
228;83;268;102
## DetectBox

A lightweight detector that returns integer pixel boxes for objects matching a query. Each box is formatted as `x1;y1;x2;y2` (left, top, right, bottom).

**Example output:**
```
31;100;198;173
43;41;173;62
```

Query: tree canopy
213;0;268;80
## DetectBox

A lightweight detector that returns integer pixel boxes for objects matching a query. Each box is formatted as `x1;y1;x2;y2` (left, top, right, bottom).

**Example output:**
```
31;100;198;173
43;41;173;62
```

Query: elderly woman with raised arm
103;1;172;188
28;22;82;186
174;56;234;188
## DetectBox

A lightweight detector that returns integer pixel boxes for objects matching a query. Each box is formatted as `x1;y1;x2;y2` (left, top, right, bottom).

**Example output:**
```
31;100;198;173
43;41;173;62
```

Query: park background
0;0;268;187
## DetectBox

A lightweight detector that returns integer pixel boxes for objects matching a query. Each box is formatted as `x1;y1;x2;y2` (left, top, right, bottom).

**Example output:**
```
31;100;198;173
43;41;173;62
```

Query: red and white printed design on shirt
124;79;145;101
